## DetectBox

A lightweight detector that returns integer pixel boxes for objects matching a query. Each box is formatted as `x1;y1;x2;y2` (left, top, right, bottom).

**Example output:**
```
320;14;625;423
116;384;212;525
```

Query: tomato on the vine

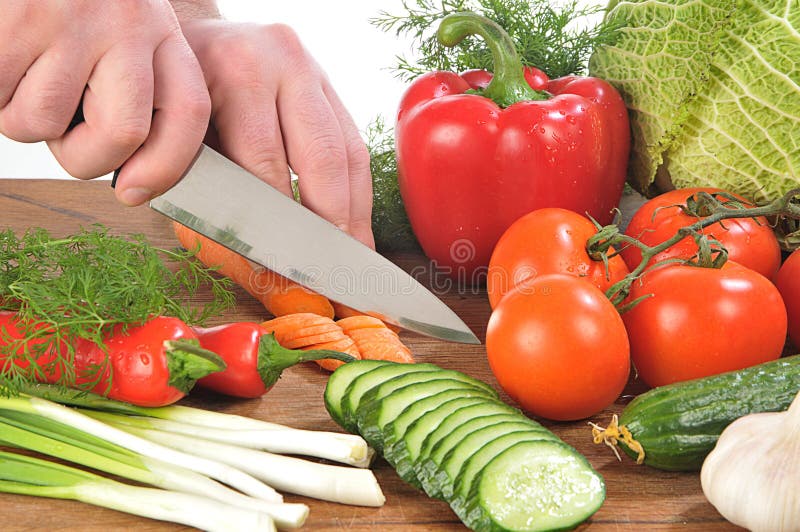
487;208;630;309
623;261;787;388
486;274;630;421
622;187;781;279
774;249;800;349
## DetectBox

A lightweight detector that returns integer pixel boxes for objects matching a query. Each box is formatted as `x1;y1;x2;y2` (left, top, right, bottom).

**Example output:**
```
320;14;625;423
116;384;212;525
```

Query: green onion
1;395;282;503
0;412;308;529
0;450;277;532
111;424;385;507
22;383;372;467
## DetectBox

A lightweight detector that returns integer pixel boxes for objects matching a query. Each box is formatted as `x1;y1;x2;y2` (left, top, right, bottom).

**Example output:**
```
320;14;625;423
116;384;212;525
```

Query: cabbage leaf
589;0;800;201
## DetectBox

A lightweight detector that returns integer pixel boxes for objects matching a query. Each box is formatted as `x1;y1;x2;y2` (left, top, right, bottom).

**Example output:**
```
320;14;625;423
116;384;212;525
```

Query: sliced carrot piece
261;313;339;347
337;315;387;332
333;303;402;334
306;336;361;372
341;323;414;364
282;330;348;350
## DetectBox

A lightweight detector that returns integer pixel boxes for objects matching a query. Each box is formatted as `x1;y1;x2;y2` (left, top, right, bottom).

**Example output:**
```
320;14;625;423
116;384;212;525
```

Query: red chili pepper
396;12;630;279
195;322;355;398
0;312;225;407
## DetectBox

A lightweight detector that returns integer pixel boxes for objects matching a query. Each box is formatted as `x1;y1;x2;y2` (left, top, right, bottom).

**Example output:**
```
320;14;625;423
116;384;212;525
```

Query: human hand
0;0;211;205
177;19;375;248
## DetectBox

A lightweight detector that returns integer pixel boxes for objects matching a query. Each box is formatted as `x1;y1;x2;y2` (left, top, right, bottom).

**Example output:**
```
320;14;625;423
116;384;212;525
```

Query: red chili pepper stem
163;338;226;394
257;333;356;389
437;12;549;107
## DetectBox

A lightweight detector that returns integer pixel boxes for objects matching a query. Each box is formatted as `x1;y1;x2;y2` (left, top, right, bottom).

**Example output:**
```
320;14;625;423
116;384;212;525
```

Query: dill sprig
367;117;420;252
371;0;621;81
0;225;234;393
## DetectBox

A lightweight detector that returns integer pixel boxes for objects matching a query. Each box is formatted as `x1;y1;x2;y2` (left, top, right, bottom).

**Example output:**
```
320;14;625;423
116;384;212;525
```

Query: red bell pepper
0;312;225;407
195;322;355;398
396;12;630;279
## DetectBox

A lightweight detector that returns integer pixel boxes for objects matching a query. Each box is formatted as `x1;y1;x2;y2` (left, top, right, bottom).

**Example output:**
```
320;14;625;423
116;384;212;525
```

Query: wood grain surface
0;179;740;531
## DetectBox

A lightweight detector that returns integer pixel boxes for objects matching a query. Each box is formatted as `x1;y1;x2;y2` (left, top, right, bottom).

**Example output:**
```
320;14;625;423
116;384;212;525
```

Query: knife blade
150;144;480;344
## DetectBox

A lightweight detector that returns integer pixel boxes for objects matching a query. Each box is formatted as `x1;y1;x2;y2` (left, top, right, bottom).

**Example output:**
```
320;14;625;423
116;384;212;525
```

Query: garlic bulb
701;390;800;531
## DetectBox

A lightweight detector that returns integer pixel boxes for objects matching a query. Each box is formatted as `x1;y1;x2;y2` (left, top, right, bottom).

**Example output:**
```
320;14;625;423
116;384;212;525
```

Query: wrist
169;0;221;21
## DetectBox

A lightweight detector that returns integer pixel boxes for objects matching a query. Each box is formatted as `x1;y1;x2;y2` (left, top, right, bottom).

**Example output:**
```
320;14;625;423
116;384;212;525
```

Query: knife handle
69;100;121;188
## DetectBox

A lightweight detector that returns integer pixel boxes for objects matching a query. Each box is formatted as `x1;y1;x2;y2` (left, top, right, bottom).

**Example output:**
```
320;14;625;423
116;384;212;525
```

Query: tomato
487;208;630;308
622;187;781;279
774;249;800;348
486;274;630;421
623;262;787;388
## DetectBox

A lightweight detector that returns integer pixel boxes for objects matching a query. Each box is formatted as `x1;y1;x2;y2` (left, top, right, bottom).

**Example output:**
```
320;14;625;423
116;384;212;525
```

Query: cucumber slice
418;412;525;498
415;402;523;495
422;417;551;499
340;363;439;433
463;440;605;531
324;360;391;428
450;429;560;520
382;388;487;465
390;396;491;486
355;371;498;452
436;422;557;501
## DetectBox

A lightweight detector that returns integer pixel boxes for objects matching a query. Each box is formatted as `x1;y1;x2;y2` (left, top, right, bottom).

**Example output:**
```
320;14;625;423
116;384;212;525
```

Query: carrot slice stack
261;313;360;371
337;316;414;363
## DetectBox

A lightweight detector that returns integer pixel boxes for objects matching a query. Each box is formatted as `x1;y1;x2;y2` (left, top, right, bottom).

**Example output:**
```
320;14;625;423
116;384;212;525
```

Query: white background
0;0;601;179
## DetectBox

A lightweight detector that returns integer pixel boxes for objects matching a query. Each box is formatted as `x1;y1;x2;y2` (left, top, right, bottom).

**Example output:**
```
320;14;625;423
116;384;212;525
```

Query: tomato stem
588;188;800;308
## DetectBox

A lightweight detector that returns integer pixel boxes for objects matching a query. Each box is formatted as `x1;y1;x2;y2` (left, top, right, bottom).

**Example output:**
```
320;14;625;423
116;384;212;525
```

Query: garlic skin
701;391;800;532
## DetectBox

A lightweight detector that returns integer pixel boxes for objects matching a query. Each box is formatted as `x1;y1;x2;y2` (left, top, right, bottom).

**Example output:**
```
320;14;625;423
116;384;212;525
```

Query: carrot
333;303;402;334
261;313;339;345
336;315;387;331
337;316;414;364
261;312;413;370
261;313;359;371
173;222;334;318
305;336;361;372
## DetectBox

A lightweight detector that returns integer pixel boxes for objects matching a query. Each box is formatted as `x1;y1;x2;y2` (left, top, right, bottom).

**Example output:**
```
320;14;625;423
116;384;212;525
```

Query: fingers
181;20;374;245
47;41;154;179
112;33;211;205
0;42;92;142
323;85;375;249
207;84;293;198
278;82;352;233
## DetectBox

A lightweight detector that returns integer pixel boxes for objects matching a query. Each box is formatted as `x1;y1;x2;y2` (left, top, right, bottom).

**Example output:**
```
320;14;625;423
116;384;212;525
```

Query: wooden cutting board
0;179;740;531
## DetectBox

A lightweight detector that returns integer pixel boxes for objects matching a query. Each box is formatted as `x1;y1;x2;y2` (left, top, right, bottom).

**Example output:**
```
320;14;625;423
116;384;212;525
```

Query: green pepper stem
164;339;226;394
257;333;356;389
437;12;549;107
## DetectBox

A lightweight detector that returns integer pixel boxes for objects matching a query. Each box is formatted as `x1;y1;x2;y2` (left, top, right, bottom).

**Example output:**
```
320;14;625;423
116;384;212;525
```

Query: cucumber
324;362;606;530
435;421;556;501
607;354;800;471
340;363;439;433
449;430;559;520
462;440;605;532
381;387;494;467
417;401;520;464
323;360;391;428
388;396;491;486
355;371;498;451
419;413;529;499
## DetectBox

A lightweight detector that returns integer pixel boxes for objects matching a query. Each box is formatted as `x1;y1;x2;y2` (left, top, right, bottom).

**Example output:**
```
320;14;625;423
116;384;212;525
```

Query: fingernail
336;223;350;234
118;187;153;206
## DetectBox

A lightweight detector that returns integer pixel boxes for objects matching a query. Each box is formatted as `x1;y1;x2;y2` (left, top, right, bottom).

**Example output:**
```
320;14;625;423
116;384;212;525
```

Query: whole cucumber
598;355;800;471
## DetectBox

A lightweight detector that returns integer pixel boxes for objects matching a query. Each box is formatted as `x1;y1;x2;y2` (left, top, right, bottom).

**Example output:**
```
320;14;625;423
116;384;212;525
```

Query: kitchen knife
149;144;480;344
